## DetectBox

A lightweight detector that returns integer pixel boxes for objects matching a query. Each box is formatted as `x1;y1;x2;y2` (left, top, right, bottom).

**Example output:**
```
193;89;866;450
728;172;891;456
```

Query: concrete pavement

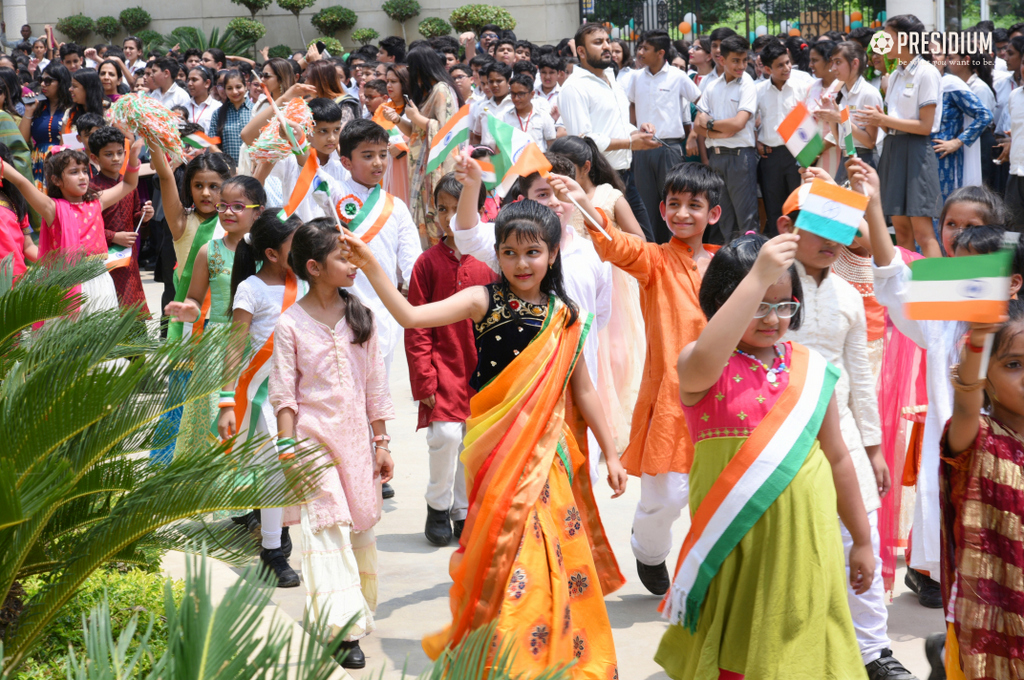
144;272;945;679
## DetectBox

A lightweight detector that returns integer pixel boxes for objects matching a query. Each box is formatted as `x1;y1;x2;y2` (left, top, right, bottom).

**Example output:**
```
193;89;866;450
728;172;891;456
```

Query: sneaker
259;548;300;588
333;640;366;669
453;519;464;541
636;559;670;596
925;633;946;680
280;525;292;560
865;649;918;680
425;506;453;546
231;509;262;542
904;568;943;608
381;482;395;499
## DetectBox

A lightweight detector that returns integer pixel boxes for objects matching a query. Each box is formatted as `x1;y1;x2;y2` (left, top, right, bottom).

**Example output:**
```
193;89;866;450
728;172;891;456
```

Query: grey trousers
758;145;802;237
706;146;759;244
633;142;684;243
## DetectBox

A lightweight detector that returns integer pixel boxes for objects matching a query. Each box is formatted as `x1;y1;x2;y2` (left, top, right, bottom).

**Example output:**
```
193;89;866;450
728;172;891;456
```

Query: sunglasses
40;77;55;85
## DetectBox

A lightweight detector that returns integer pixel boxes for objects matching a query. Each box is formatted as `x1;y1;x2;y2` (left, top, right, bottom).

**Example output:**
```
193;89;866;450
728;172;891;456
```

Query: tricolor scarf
662;344;839;631
341;184;394;244
167;214;220;341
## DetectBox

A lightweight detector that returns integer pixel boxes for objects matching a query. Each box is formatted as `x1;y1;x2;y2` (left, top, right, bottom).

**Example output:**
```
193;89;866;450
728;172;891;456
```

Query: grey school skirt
878;132;942;218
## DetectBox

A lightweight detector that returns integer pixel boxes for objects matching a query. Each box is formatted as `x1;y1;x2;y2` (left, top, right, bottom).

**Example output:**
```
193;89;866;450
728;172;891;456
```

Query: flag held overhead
906;250;1013;322
791;180;868;246
778;102;823;168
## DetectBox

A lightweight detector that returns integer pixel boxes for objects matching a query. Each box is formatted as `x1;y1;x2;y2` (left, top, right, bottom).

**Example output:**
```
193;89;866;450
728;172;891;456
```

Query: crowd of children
5;11;1024;680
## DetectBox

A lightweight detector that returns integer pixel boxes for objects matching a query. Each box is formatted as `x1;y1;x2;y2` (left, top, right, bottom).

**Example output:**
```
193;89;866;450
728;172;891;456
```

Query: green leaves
229;0;274;19
418;17;453;38
227;18;267;45
448;5;516;35
95;17;121;42
352;28;380;45
310;6;358;36
118;7;152;34
55;15;94;45
382;0;422;23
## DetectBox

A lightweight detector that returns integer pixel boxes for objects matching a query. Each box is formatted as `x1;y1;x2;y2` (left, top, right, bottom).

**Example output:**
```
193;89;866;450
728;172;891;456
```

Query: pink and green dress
655;342;866;680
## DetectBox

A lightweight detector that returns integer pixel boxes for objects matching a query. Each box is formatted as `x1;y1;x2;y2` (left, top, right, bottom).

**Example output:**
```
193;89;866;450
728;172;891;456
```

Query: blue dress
29;106;68;184
931;77;992;202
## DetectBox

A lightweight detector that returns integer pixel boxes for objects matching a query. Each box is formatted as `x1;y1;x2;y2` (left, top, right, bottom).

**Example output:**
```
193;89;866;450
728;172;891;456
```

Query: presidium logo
870;31;894;55
869;28;992;58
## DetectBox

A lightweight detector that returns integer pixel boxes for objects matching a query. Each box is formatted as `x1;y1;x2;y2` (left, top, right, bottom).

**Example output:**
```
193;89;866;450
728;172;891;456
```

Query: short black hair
994;28;1010;44
87;124;125;155
482;61;512;80
709;27;738;43
536;54;565;72
752;35;774;52
719;35;750;58
307;97;342;124
512;60;537;78
469;54;494;69
379;36;407;63
183;47;202;61
74;112;106;135
663;162;723;206
640;29;672;57
153;57;177;74
449;63;470;77
363;78;387;96
509;73;534;90
951;224;1005;255
514;40;534;57
480;24;502;36
699;233;804;330
338;118;389;158
434;170;485;211
847;26;874;49
760;40;789;68
496;38;516;51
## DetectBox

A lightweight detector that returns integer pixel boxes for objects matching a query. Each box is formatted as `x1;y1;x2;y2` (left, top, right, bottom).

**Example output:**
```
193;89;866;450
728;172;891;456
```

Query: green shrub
231;0;274;19
135;29;164;52
278;0;318;16
417;17;453;38
448;4;516;34
310;5;358;35
227;17;267;44
309;36;343;55
268;44;293;58
382;0;421;23
95;16;120;42
55;15;94;44
118;7;152;34
351;28;380;45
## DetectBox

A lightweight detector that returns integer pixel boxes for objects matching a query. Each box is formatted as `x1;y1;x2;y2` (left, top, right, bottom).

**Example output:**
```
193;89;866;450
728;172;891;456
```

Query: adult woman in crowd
0;68;25;116
379;63;412;204
303;59;359;123
211;68;252;163
945;31;997;190
402;47;463;245
185;65;221;134
21;62;71;184
238;57;310;175
69;68;106;121
612;38;633;83
0;74;32;183
97;60;126;103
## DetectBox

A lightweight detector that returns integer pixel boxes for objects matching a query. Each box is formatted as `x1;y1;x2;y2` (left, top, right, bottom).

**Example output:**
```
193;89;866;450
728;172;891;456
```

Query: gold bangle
950;364;986;393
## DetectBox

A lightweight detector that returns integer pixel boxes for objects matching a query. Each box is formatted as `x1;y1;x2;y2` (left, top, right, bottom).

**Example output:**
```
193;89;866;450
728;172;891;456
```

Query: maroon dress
93;172;149;314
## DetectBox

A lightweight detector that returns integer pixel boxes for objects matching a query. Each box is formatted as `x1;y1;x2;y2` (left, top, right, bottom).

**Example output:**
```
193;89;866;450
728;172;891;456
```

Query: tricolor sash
167;214;220;341
232;271;299;443
342;185;394;244
663;344;839;631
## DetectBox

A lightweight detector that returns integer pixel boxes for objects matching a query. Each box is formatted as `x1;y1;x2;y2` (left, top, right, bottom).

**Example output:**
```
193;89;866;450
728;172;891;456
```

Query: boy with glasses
503;73;557;151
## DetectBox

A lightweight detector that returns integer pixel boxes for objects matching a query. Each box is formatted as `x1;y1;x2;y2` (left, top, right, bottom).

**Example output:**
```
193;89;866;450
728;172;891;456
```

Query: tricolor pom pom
110;93;185;164
248;98;315;164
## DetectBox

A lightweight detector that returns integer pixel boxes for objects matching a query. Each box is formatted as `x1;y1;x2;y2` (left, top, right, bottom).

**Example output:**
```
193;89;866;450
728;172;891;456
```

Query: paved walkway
145;273;944;679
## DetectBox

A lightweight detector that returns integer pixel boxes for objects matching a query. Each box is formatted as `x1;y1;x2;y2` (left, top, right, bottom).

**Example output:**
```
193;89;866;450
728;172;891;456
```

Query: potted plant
118;7;152;34
417;17;453;38
382;0;421;41
56;15;94;44
277;0;318;46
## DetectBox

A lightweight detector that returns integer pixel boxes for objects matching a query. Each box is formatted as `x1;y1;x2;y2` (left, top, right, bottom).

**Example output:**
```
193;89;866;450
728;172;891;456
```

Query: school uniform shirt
838;76;884;150
696;71;757;148
559;65;637;171
993;69;1014;132
626;63;700;138
756;76;810;147
996;55;1008;72
1008;87;1024;177
789;68;816;88
470;95;514;137
885;55;942;134
266;153;352;221
697;66;722;93
149;83;190;111
502;105;557;151
535;82;561;108
186;97;221;136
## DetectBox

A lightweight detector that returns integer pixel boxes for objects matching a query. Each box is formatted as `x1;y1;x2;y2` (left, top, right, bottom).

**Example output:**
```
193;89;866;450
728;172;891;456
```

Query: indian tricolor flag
793;179;868;246
182;131;221;150
387;126;409;154
838;107;856;156
105;244;131;270
486;113;552;197
906;250;1013;322
778;102;823;167
426;103;470;172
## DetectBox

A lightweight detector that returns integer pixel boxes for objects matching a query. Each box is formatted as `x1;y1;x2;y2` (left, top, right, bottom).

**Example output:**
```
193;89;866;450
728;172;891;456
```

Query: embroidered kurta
404;238;495;429
933;75;992;202
268;302;395;534
93;172;148;313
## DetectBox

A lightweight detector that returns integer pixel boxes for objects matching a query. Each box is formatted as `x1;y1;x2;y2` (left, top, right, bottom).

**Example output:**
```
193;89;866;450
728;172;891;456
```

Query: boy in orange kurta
579;162;723;596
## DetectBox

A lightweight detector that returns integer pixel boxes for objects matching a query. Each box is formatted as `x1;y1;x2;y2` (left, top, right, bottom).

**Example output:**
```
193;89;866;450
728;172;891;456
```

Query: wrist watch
706;118;716;133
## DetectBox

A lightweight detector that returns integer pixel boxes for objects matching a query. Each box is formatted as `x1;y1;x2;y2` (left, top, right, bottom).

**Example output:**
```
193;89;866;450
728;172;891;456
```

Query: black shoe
279;525;292;560
381;482;395;499
453;519;464;540
231;509;262;542
333;640;366;669
905;568;943;608
866;649;918;680
425;506;453;546
636;560;670;596
925;633;946;680
259;548;300;588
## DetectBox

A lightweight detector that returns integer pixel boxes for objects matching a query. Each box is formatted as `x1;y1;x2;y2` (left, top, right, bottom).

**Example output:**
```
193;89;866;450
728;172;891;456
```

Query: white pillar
980;0;990;21
4;0;26;46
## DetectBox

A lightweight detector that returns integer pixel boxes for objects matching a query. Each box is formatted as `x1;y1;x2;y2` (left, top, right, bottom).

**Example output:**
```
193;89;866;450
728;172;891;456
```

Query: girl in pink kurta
268;218;395;671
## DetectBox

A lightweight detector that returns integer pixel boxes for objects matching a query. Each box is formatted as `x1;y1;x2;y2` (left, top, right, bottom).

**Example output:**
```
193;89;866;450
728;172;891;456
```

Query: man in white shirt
560;24;660;240
469;62;514;145
148;57;190;111
755;41;808;235
627;29;701;244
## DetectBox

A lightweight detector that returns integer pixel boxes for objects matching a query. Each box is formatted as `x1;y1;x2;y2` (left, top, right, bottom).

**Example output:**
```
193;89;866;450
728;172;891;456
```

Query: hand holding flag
778;102;823;168
791;180;869;246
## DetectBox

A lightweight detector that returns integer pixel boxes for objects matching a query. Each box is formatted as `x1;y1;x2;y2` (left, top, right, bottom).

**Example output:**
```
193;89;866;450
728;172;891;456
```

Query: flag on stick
793;180;869;246
182;131;221;150
426;104;470;172
778;102;823;167
485;113;551;197
905;250;1013;322
838;107;856;157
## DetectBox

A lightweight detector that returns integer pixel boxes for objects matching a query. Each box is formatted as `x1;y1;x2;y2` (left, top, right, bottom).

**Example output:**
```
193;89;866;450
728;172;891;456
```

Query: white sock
261;507;283;550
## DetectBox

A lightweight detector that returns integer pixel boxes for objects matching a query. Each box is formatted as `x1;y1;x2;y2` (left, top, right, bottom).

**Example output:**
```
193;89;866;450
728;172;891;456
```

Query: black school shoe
905;568;943;608
425;506;453;546
231;509;262;540
279;525;292;559
453;518;465;541
925;633;946;680
865;649;918;680
334;640;366;669
381;482;395;499
259;547;300;588
636;560;670;596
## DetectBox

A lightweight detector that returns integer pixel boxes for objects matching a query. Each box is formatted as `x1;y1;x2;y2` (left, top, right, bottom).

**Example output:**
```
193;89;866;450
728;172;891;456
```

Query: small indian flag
477;158;497;186
105;244;132;270
906;250;1013;322
778;102;823;167
426;103;470;172
793;180;868;246
839;107;856;156
182;131;221;149
388;126;409;154
486;113;552;197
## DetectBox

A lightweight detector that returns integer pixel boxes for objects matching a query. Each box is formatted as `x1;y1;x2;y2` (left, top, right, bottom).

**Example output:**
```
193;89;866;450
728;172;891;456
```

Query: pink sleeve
268;315;299;416
38;199;80;258
364;322;395;423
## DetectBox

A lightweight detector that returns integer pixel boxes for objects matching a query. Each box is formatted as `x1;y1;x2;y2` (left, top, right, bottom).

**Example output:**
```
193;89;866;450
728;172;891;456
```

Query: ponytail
547;135;626;194
228;209;296;310
337;289;374;346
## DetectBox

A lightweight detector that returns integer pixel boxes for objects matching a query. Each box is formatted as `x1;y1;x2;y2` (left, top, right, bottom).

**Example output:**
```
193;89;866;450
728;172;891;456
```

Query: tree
55;15;94;45
0;254;323;674
95;16;121;43
227;18;267;56
277;0;318;46
448;4;516;35
230;0;274;20
382;0;421;42
310;6;358;40
118;7;152;34
352;28;381;46
417;17;452;38
163;26;258;57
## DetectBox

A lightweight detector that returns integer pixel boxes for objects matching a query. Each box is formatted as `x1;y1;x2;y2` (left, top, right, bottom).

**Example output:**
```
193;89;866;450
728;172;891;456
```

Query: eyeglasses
452;74;469;80
216;202;261;213
509;90;532;98
481;32;499;40
753;301;801;319
40;77;54;85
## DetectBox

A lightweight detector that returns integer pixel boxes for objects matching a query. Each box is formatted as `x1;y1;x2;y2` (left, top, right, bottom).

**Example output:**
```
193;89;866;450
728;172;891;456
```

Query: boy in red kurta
579;162;723;596
405;173;494;546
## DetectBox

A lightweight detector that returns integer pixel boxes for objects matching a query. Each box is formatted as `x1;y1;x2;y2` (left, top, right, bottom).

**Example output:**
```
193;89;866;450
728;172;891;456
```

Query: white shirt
885;55;942;134
965;73;996;187
559;66;637;170
626;63;700;139
755;76;809;147
1008;87;1024;176
470;94;514;137
535;82;561;110
186;96;221;135
453;216;613;381
698;66;723;93
503;105;557;151
839;76;884;150
267;153;351;223
789;68;816;88
996;55;1008;72
993;69;1014;132
785;262;881;513
149;82;190;111
696;71;757;148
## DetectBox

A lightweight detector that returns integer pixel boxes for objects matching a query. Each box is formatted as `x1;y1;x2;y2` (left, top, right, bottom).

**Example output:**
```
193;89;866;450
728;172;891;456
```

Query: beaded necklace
734;344;789;385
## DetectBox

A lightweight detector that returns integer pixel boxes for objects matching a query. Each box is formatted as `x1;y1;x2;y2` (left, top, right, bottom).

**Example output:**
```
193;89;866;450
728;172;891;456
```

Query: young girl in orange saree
342;198;628;679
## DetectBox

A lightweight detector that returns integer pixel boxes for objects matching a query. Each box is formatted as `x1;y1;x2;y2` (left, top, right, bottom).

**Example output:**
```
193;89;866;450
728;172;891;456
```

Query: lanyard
517;111;533;132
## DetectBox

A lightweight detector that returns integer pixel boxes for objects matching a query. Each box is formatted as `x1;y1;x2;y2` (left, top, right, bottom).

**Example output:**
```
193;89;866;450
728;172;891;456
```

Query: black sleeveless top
470;283;549;391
